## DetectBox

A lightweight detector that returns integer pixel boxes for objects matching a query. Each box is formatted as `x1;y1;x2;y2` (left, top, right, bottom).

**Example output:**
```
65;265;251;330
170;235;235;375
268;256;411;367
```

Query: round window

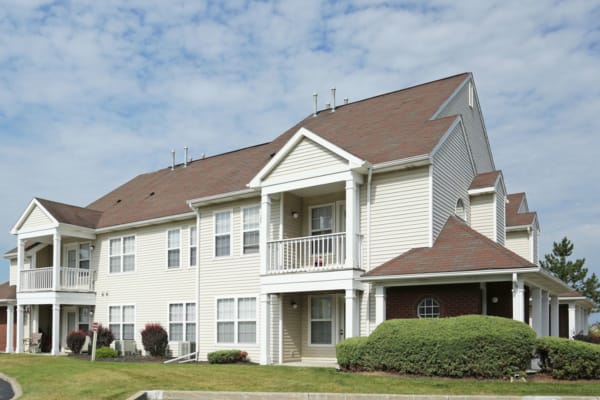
417;297;440;318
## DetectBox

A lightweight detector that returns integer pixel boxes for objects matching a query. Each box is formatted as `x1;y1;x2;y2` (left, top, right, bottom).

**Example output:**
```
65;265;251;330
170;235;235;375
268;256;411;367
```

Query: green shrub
95;346;119;359
87;324;114;351
141;323;169;357
536;336;600;380
67;330;87;354
339;315;535;378
207;349;245;364
336;336;369;371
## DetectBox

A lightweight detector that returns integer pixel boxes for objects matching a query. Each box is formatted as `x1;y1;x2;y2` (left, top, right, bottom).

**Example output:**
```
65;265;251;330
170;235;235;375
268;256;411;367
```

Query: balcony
20;267;96;292
267;233;357;274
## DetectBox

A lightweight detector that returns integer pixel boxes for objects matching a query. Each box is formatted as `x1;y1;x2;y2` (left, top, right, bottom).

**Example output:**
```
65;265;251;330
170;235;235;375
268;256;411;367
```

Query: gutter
360;267;541;282
187;188;258;208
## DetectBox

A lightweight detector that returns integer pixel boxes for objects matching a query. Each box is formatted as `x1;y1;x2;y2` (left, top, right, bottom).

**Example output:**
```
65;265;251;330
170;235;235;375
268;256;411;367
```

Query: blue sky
1;1;599;316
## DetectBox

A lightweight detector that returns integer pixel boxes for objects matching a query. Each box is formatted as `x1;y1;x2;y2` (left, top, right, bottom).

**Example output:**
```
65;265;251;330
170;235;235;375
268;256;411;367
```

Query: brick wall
386;283;482;319
0;306;16;352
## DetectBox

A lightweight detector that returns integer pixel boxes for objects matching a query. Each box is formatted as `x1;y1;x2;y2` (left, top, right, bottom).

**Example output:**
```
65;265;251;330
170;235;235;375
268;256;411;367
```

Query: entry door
337;295;346;343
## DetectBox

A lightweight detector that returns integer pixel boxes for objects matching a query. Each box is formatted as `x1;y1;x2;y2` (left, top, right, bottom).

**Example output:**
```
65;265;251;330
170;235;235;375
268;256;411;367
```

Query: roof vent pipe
184;147;189;168
344;97;349;105
313;93;318;117
171;150;175;170
331;87;336;112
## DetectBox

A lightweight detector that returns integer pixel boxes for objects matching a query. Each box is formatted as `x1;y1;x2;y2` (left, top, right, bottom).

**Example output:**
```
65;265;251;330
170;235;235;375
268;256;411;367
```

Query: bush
336;336;369;371
207;349;246;364
337;315;536;378
536;336;600;379
141;323;169;357
95;346;119;359
88;324;114;350
66;330;87;354
573;332;600;345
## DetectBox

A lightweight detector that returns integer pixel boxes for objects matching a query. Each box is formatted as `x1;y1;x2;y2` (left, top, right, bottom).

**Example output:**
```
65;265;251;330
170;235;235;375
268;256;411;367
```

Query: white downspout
365;166;373;334
194;208;201;361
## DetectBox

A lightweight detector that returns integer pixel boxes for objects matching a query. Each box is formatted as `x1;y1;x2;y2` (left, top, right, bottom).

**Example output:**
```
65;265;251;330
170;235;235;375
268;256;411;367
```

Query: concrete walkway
127;392;600;400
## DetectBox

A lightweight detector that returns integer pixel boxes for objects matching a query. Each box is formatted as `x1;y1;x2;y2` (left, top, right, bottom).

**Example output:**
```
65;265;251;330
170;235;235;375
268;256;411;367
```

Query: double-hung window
169;303;196;342
189;226;197;267
216;297;256;344
310;296;333;345
109;236;135;273
78;244;90;269
167;229;181;269
214;211;231;257
242;206;259;254
109;305;135;340
78;307;90;331
310;205;334;255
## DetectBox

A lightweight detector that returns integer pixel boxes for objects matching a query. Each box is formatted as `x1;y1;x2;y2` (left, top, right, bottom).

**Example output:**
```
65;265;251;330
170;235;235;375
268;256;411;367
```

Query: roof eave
188;188;259;208
360;267;540;282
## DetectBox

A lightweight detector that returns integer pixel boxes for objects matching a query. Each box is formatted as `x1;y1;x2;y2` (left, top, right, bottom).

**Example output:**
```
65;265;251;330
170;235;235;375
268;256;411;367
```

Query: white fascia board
260;269;365;294
495;172;507;198
187;188;258;208
0;299;16;304
95;212;196;234
57;224;97;239
372;154;431;173
10;198;59;234
506;224;532;232
468;186;496;196
360;267;541;282
429;74;472;120
17;228;58;240
248;127;367;188
261;170;362;196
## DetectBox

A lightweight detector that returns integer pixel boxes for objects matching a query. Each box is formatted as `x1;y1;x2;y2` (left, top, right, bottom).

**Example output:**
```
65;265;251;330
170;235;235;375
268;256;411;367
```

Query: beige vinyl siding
432;123;475;240
265;138;347;183
360;166;431;270
197;198;261;362
281;294;302;362
506;230;532;262
269;198;281;240
20;206;53;231
10;259;17;286
94;219;197;355
36;246;52;268
437;78;495;173
470;193;495;241
496;182;506;245
533;228;539;265
281;193;302;239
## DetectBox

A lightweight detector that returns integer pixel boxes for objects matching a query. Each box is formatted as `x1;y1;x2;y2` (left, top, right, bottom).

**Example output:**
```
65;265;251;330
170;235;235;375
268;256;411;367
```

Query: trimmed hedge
96;346;119;359
207;349;246;364
536;336;600;380
337;315;536;378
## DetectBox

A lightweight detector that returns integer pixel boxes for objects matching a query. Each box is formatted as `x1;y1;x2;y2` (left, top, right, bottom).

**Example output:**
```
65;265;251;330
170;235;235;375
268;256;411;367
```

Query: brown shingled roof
469;170;501;190
506;193;537;227
365;216;536;277
36;198;103;228
0;281;16;300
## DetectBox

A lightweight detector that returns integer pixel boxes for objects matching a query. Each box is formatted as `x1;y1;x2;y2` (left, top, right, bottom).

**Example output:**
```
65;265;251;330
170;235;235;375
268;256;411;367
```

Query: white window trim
213;209;233;258
308;203;336;236
417;297;441;319
168;301;197;342
308;294;336;347
108;235;136;274
166;228;182;270
108;304;136;341
189;225;197;267
241;205;260;256
214;295;257;345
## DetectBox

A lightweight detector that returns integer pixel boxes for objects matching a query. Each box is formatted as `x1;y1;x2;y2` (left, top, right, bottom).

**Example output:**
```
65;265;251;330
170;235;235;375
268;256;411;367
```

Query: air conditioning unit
113;340;137;356
169;341;196;357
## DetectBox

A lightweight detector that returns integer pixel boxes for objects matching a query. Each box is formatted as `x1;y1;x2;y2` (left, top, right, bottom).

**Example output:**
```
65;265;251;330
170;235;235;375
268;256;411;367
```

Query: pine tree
540;237;600;305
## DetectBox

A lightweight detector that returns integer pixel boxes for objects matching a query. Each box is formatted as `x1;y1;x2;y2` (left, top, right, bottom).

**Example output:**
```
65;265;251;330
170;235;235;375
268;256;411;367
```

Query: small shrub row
573;332;600;345
207;349;248;364
536;336;600;380
337;315;536;378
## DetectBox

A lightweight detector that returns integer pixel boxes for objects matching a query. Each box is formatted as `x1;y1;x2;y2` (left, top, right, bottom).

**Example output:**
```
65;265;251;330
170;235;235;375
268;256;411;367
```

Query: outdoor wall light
491;296;499;304
291;301;298;309
291;211;299;219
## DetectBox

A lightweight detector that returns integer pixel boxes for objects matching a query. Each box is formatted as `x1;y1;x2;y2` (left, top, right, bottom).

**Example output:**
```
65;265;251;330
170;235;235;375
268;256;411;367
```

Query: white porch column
16;238;25;290
511;275;525;323
51;303;60;355
541;290;549;337
6;304;14;353
345;289;359;338
31;305;39;335
375;286;386;326
259;293;271;365
345;178;359;269
52;233;61;291
568;303;577;338
15;305;23;353
550;295;559;337
260;194;271;275
530;287;542;337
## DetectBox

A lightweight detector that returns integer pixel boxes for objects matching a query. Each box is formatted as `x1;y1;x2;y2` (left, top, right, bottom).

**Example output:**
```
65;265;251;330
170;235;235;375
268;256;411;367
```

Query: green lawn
1;354;599;399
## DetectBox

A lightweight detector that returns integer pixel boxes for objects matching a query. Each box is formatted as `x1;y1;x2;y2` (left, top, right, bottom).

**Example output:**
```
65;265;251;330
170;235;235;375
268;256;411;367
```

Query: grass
1;354;600;399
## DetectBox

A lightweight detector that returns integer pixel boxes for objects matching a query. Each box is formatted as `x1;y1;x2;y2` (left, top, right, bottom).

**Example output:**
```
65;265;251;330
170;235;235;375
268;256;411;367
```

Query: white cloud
1;0;599;288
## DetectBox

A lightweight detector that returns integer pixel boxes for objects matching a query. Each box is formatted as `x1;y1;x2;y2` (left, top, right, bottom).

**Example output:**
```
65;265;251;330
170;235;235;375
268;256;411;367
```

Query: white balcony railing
267;233;347;274
20;267;96;292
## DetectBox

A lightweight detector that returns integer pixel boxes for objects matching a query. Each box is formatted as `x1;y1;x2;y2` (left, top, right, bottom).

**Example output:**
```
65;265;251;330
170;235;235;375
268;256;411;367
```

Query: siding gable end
14;202;56;232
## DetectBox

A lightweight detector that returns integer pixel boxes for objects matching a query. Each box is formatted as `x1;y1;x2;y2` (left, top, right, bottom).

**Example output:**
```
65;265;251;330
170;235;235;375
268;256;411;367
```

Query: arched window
417;297;440;318
455;198;466;220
